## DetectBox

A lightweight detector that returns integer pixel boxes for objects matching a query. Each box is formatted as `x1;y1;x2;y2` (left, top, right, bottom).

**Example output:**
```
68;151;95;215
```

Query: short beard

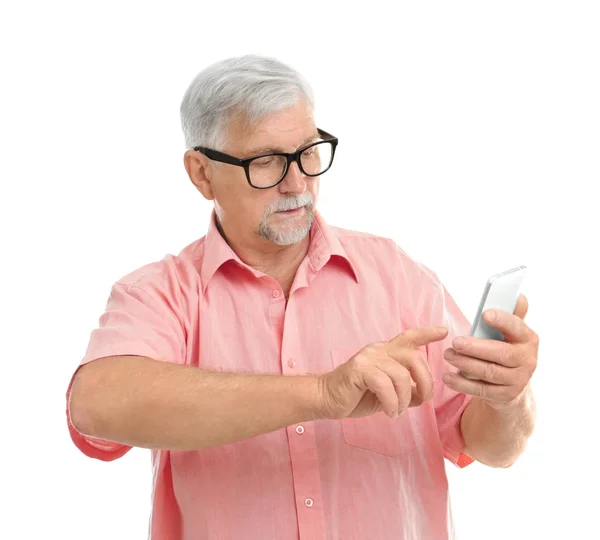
258;204;315;246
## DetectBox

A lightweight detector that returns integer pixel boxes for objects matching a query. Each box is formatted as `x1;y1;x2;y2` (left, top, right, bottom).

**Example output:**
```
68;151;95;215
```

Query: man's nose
279;160;306;193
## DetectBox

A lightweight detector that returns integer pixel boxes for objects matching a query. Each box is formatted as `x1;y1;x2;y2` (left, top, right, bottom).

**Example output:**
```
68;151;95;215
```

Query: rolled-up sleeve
420;270;475;468
66;269;186;460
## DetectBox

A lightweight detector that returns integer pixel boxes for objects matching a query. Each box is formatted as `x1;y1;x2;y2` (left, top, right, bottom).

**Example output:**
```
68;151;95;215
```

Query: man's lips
277;206;305;215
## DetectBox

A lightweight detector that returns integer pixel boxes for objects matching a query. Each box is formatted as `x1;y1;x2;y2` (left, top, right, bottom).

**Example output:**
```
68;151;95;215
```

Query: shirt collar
200;208;359;293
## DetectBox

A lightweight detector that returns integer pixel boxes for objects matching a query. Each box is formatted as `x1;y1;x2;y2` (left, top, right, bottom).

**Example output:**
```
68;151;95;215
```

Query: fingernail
484;310;497;322
453;337;467;349
443;373;453;384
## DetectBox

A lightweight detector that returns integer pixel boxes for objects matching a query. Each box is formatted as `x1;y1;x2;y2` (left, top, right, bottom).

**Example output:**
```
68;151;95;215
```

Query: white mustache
271;194;313;214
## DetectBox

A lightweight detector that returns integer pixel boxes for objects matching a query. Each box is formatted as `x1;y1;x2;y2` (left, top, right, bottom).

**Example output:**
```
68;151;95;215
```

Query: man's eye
254;157;273;167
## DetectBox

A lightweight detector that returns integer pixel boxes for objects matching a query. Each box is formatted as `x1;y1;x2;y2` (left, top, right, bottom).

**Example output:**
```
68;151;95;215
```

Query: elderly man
66;55;538;540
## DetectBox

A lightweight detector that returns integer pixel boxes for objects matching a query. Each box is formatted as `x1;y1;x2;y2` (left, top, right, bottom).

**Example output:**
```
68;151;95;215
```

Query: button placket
281;298;326;538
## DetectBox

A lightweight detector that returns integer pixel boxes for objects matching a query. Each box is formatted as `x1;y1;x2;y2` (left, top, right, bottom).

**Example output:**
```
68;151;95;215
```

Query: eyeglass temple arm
194;147;244;166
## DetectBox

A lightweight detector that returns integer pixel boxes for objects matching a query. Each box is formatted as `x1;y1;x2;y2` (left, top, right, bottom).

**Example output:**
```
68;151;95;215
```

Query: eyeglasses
193;128;338;189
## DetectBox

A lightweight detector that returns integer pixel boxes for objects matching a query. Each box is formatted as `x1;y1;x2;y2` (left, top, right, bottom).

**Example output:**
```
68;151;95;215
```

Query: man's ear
184;150;215;200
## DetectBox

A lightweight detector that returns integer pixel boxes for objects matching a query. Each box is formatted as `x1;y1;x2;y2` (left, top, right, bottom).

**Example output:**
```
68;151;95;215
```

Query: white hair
180;54;315;151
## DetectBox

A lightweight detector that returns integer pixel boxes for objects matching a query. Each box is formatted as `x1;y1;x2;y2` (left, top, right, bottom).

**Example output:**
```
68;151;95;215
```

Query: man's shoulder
330;223;440;289
114;237;205;291
329;223;396;253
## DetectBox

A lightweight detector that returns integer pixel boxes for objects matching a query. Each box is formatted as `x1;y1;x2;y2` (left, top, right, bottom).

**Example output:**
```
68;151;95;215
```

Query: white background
1;1;599;538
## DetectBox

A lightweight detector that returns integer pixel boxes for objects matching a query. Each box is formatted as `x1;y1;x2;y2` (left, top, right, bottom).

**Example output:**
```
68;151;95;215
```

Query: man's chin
267;223;312;246
259;207;314;243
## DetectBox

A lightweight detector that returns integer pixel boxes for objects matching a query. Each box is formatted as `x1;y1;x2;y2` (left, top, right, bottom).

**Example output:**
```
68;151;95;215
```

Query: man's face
208;99;320;247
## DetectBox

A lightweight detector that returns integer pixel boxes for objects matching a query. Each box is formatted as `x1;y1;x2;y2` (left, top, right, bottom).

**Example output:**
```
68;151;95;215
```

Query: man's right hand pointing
318;326;449;420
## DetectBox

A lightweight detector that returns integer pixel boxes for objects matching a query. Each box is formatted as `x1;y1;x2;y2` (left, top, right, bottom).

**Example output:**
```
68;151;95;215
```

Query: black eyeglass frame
192;128;338;189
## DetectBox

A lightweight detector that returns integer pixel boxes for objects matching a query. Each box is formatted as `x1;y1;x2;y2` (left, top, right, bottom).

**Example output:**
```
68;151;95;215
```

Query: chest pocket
331;348;427;457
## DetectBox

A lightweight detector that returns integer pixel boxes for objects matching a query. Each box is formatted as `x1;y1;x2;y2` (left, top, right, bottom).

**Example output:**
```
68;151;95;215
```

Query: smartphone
459;265;528;380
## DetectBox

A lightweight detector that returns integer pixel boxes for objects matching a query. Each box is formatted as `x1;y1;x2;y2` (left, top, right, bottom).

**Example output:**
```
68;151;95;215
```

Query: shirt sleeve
66;269;186;461
396;249;477;469
423;272;475;468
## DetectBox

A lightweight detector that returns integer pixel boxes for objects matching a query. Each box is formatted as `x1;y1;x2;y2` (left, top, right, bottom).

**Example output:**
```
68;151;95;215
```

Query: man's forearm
69;355;324;451
461;386;536;468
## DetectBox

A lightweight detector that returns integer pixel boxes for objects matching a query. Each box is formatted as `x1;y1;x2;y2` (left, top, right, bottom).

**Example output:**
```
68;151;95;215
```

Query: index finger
383;347;434;402
390;326;449;349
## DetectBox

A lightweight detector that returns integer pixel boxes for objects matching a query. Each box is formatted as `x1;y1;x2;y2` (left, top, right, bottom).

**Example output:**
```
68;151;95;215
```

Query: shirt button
305;498;314;508
296;425;305;434
272;290;280;298
287;359;296;368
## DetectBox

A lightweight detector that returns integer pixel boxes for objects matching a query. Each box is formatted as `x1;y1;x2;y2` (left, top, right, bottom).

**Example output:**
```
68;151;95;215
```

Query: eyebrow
244;132;320;157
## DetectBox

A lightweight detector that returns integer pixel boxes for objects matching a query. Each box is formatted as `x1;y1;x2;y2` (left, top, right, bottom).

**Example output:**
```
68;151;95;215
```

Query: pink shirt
66;209;474;540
